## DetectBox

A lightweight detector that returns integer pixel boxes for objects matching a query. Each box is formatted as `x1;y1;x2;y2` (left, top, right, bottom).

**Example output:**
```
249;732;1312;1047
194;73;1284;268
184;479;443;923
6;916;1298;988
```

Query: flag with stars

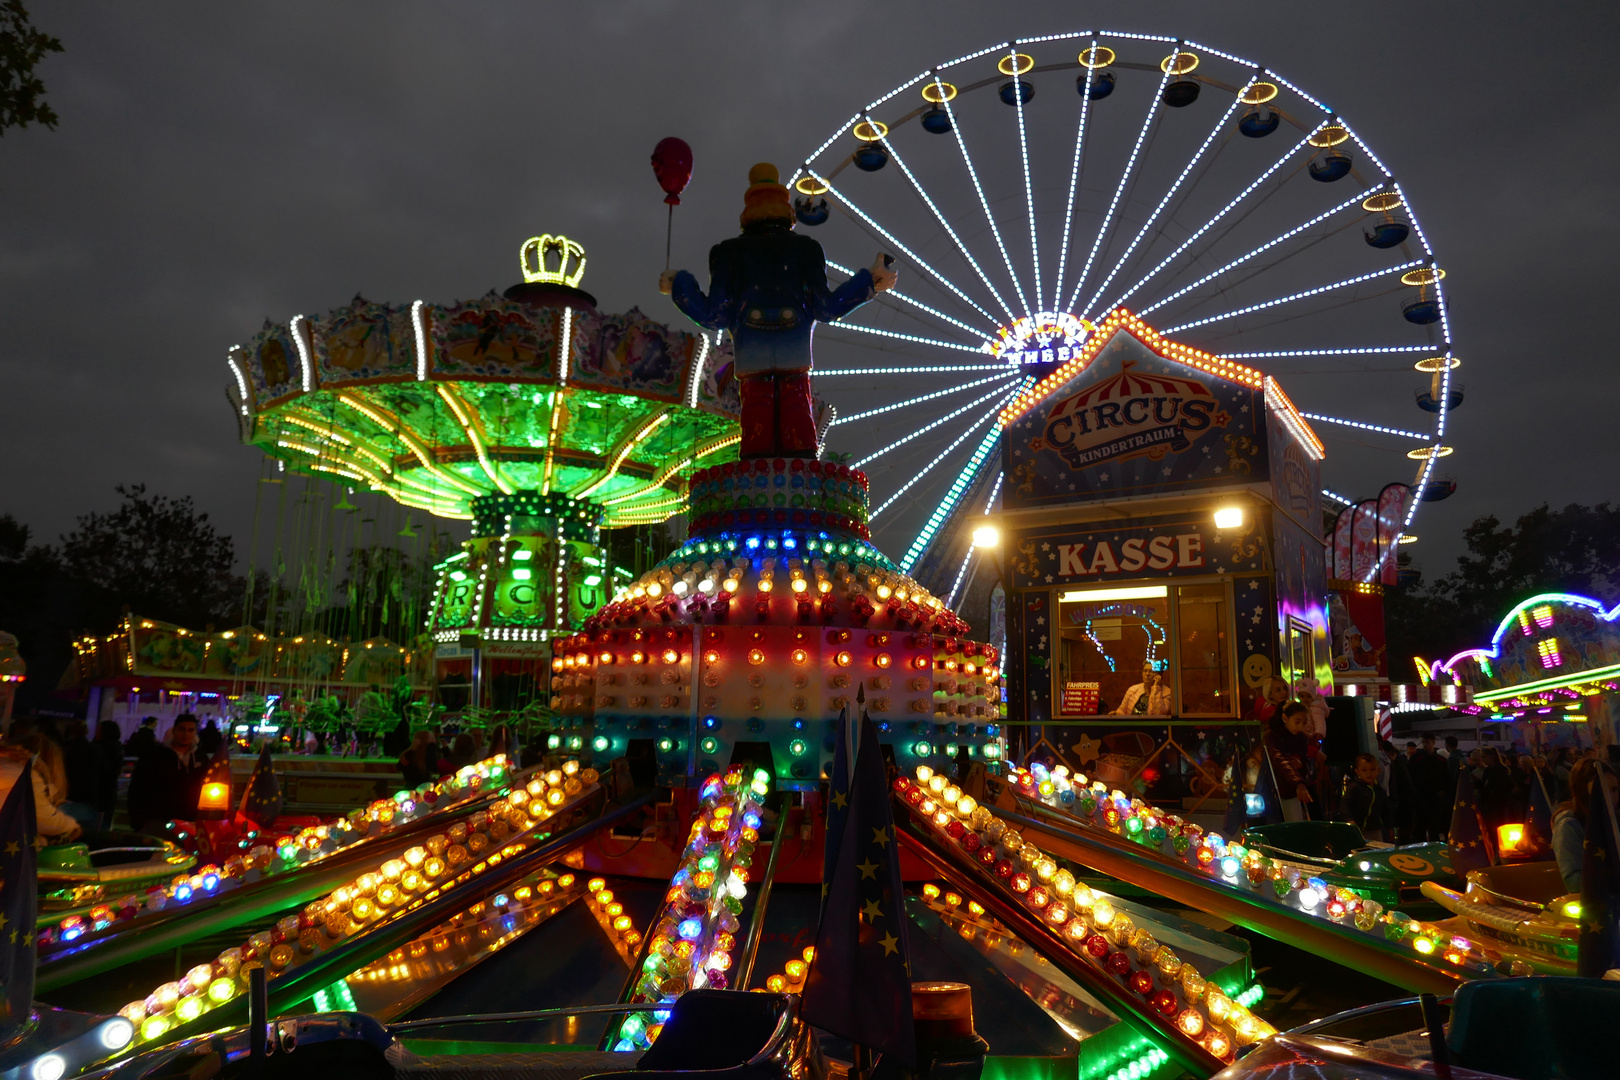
1446;763;1490;876
236;746;282;829
0;757;38;1028
822;703;853;903
803;716;914;1067
1577;763;1620;979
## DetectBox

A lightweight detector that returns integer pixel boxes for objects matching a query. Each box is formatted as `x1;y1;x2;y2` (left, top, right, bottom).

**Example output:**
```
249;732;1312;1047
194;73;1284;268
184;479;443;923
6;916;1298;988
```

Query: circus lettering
1039;360;1225;473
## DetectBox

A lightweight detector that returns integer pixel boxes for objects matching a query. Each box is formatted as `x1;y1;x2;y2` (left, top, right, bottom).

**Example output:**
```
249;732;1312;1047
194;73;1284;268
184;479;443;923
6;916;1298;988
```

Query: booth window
1175;583;1232;714
1053;581;1235;718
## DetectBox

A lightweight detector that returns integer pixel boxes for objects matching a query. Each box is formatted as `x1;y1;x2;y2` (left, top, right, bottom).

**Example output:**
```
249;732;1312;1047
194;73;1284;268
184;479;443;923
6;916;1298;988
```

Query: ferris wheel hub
988;311;1096;367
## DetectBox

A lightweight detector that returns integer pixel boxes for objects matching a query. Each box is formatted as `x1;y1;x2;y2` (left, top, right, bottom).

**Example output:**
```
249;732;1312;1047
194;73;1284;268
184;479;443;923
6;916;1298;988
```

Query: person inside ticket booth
1113;661;1172;716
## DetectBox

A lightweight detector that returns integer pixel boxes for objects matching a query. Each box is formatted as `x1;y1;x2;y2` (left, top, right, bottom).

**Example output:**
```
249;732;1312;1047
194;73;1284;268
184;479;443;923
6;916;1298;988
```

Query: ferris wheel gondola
791;31;1462;598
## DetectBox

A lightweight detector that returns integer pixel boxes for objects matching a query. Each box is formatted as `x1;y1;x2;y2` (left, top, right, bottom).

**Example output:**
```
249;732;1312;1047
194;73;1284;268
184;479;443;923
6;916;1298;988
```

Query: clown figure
660;163;896;458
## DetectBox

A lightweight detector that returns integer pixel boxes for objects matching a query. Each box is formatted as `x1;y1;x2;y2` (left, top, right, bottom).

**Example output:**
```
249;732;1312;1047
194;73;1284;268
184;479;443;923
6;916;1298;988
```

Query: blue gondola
920;106;952;134
1162;78;1200;108
793;196;829;226
1309;151;1353;181
999;79;1034;106
1364;220;1410;248
852;143;888;172
1415;384;1464;412
1079;71;1116;100
1420;478;1457;502
1402;294;1442;324
1238;105;1280;137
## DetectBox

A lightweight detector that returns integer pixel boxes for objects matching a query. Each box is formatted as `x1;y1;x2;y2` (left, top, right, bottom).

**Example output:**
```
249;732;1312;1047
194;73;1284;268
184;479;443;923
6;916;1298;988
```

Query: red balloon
651;137;693;206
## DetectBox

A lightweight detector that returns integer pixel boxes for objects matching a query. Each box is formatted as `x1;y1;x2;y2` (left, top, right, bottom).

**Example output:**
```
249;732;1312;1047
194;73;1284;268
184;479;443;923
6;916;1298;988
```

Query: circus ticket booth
998;312;1332;805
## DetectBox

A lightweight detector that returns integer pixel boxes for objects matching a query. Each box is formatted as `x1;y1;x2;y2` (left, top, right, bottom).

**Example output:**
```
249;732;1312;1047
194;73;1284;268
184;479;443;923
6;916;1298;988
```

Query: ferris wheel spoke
1104;123;1326;315
814;364;1013;376
853;383;1017;469
831;372;1021;426
946;471;1005;607
1080;74;1255;323
821;319;984;353
1187;281;1410;344
871;136;1018;324
1139;188;1375;316
1298;413;1428;441
1159;261;1423;334
871;388;1015;518
1157;212;1366;319
936;79;1034;321
1010;45;1043;309
1062;56;1174;314
813;170;1000;326
899;377;1030;571
827;260;997;340
1052;38;1100;312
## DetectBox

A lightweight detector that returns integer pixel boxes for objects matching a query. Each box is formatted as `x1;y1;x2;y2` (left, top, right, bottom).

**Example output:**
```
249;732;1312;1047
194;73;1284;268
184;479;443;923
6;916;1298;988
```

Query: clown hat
740;162;793;227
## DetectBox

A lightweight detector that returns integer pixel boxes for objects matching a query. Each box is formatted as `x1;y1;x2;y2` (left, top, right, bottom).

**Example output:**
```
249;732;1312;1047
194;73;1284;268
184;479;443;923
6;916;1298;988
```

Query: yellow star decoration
31;836;46;852
20;931;30;946
831;791;848;810
857;858;880;880
0;913;10;931
862;898;883;922
871;826;890;849
879;932;900;956
3;841;17;856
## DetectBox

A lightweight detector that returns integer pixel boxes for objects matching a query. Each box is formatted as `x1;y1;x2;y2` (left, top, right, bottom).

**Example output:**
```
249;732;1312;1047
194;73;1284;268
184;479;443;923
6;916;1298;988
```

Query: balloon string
665;203;674;270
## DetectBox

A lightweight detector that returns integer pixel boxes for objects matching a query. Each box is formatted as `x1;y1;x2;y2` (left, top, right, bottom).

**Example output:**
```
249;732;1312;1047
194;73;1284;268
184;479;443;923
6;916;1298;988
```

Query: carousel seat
1447;977;1620;1080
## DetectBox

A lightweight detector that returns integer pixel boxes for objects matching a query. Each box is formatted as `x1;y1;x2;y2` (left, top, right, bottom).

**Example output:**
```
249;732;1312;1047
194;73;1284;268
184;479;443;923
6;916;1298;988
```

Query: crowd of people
1249;698;1618;892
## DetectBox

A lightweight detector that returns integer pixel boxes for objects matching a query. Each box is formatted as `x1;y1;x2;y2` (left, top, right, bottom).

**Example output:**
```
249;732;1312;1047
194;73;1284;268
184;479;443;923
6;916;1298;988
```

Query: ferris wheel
794;30;1460;601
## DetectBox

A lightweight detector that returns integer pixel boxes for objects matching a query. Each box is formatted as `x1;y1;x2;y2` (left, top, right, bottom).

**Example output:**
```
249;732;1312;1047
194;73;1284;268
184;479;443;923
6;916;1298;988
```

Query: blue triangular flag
0;759;38;1032
822;704;853;905
1577;764;1620;978
236;746;281;829
803;716;915;1067
1447;764;1491;877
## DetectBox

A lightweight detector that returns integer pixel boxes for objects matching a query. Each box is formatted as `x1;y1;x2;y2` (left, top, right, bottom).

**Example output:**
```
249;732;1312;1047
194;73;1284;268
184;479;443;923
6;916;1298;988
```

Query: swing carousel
224;233;741;718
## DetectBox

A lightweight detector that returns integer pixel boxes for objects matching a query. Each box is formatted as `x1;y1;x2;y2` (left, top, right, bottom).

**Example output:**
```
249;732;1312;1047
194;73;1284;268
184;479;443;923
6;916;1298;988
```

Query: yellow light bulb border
921;81;958;104
1401;267;1446;287
1362;191;1403;213
1413;356;1459;373
853;120;889;143
1238;82;1278;104
1160;51;1200;75
1307;125;1350;148
997;52;1035;76
1078;46;1115;70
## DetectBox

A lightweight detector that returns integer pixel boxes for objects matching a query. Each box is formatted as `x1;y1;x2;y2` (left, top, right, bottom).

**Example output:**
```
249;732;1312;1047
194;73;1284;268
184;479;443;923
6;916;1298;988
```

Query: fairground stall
995;311;1331;805
1427;591;1620;754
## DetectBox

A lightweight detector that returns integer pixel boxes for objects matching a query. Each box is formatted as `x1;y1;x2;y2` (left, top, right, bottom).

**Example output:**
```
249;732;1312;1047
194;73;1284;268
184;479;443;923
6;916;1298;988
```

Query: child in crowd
1340;752;1391;841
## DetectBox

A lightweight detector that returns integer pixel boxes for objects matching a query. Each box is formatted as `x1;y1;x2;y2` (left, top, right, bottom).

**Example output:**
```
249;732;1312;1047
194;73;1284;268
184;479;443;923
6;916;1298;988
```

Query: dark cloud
2;1;1617;584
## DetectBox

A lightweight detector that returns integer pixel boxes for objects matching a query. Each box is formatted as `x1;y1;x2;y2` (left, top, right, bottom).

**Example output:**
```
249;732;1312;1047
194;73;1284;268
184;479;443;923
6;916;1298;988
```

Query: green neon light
1474;662;1620;703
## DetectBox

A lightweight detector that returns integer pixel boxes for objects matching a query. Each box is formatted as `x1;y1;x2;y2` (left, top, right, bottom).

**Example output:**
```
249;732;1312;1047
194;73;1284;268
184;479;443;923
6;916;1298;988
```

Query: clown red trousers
739;370;817;458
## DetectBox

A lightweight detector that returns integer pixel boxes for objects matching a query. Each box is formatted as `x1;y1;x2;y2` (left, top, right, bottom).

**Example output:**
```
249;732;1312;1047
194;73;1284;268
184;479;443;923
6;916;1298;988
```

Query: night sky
2;2;1616;584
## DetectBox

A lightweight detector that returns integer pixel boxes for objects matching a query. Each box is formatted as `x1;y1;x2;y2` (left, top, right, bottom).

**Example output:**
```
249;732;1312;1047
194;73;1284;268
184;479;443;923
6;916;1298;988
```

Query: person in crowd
197;719;223;757
1476;746;1515;832
58;720;102;832
383;716;412;759
91;720;124;831
0;727;82;841
1340;752;1391;841
1553;757;1618;892
1382;738;1414;843
125;716;158;758
1407;734;1449;841
1444;735;1467;803
1262;702;1314;821
450;732;477;769
488;724;517;763
1552;747;1574;803
126;713;209;834
398;730;444;787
